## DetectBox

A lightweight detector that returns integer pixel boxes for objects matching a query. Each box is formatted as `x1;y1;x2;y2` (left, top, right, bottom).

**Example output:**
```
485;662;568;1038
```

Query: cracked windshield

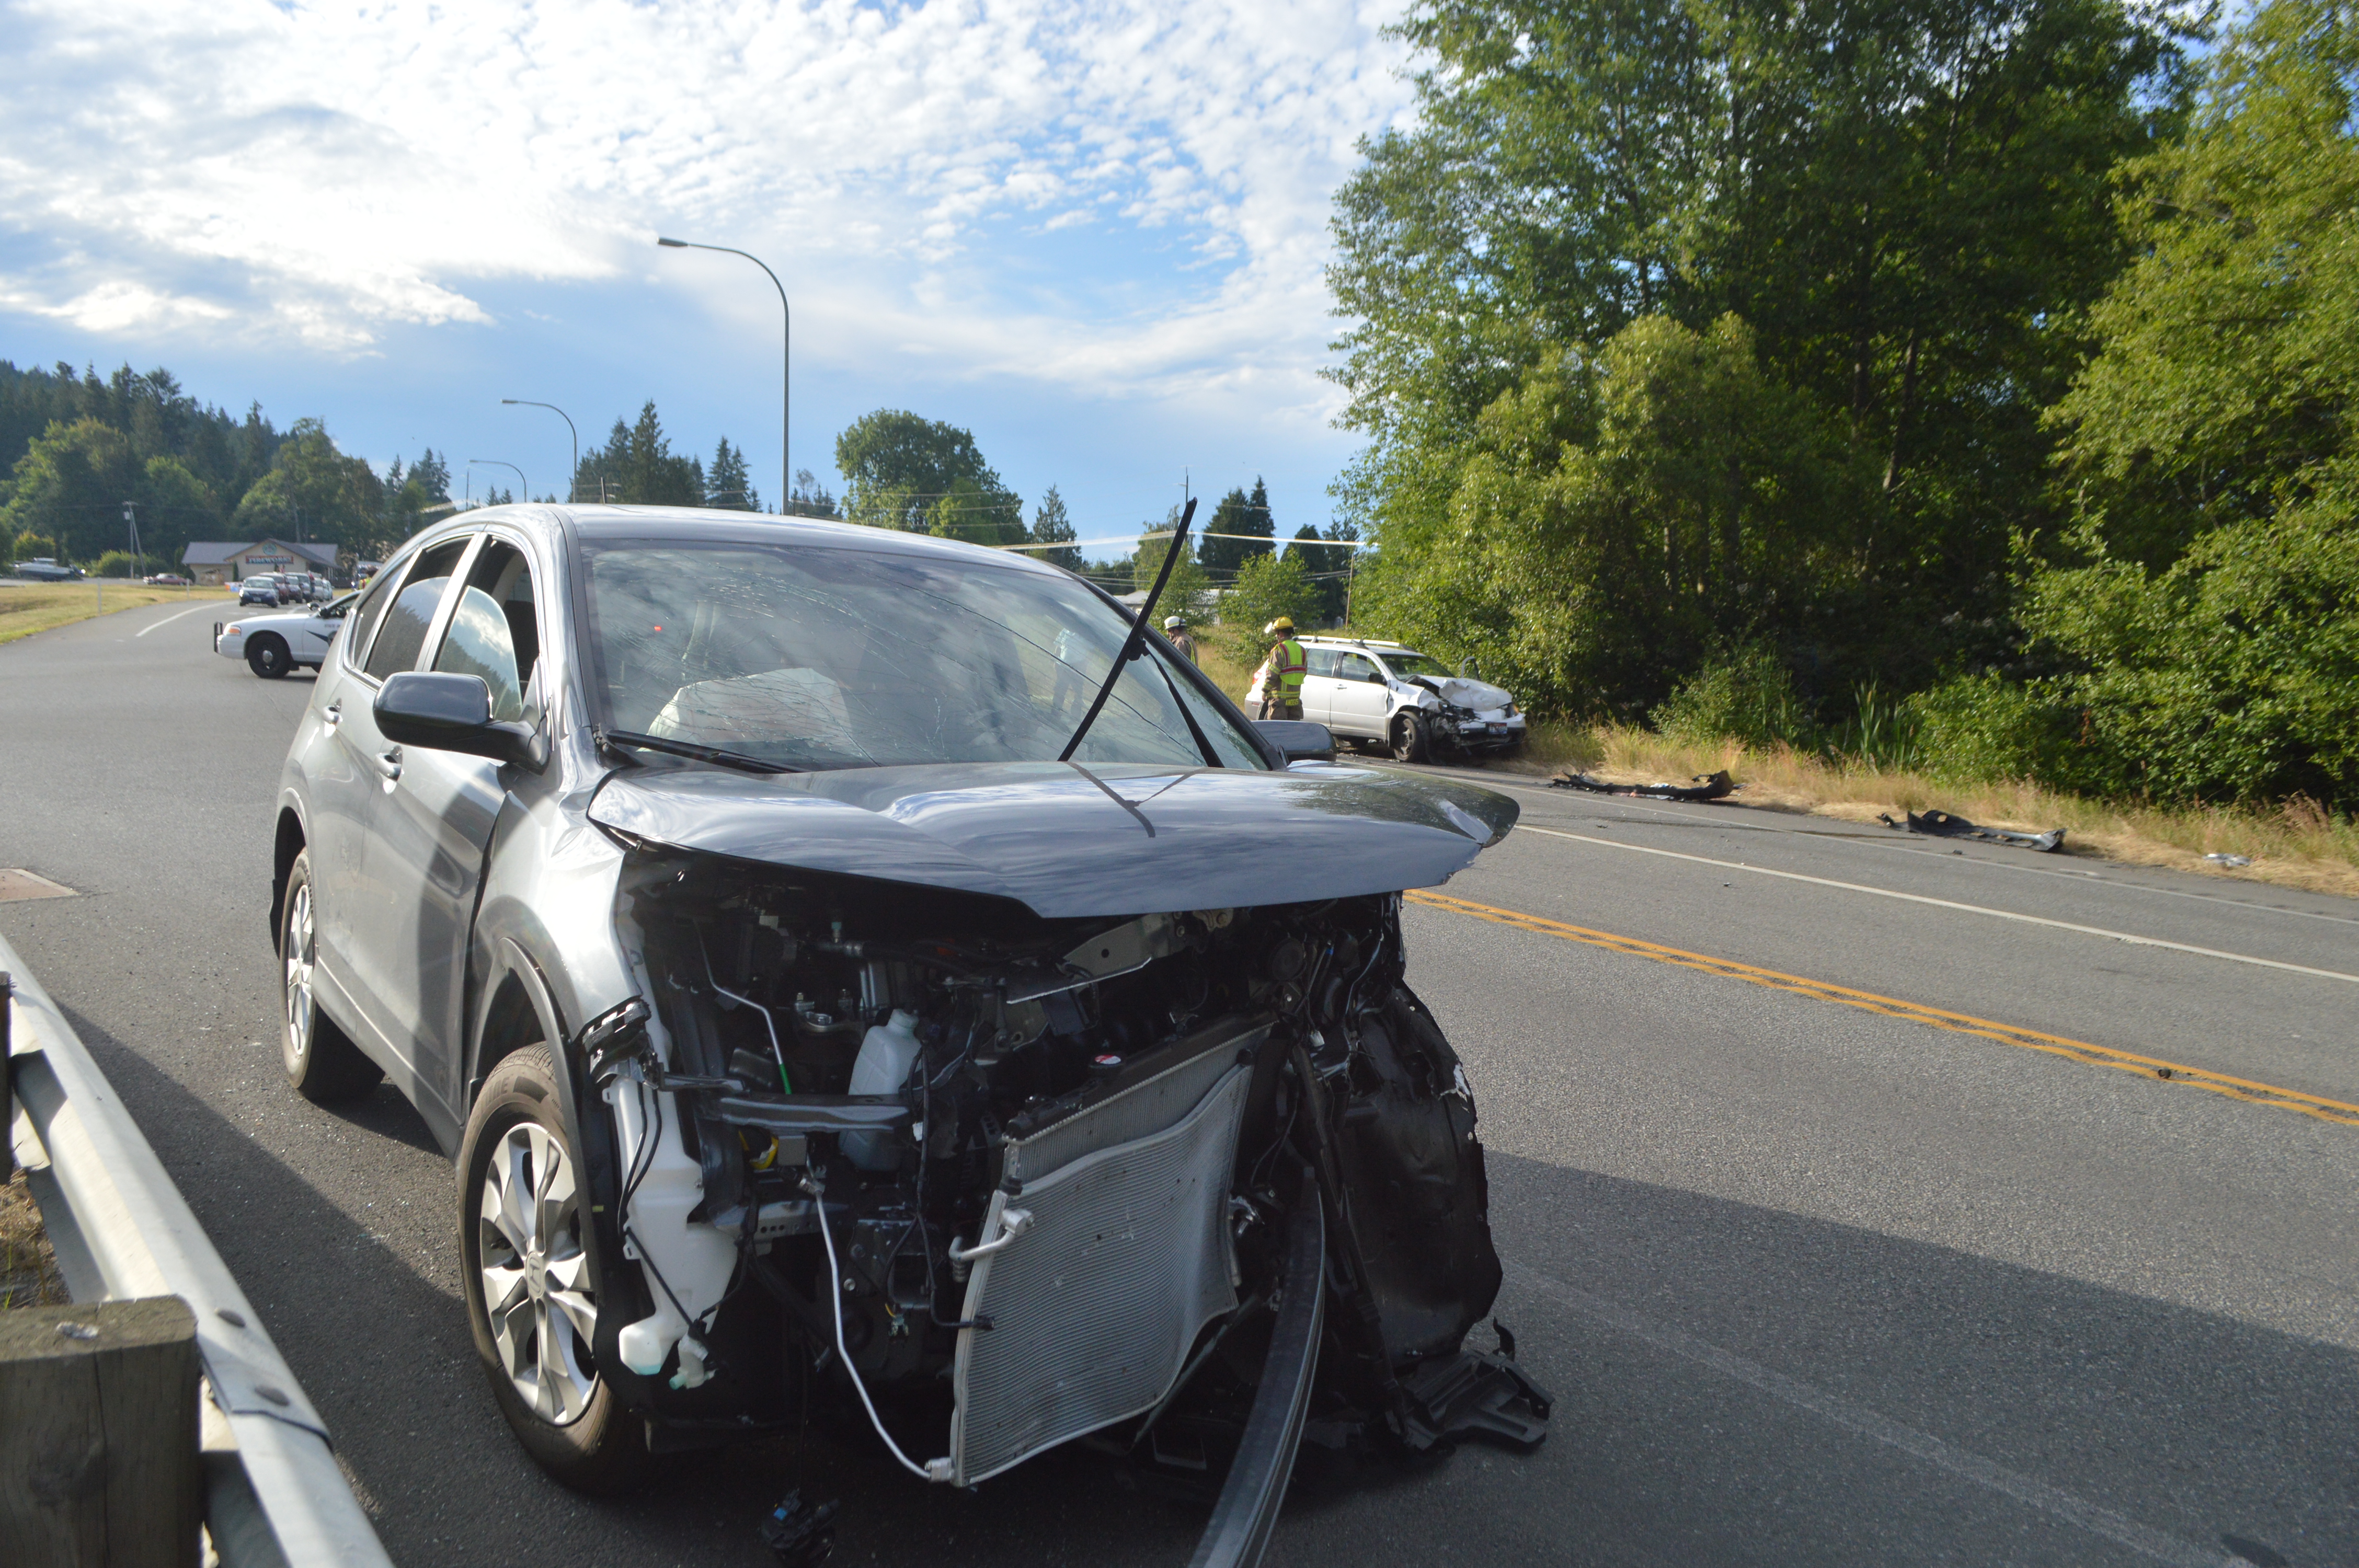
581;541;1264;771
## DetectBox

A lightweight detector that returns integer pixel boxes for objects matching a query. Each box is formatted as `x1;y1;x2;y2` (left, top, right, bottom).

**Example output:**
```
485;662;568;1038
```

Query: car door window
1337;653;1380;683
1306;648;1338;678
363;539;471;681
431;540;540;723
340;562;407;668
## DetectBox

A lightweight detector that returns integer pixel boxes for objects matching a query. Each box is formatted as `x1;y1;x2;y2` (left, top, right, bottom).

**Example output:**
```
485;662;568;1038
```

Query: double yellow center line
1405;888;2359;1128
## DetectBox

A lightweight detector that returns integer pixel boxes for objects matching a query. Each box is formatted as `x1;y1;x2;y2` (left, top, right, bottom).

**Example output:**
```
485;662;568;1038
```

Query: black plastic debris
1548;769;1736;802
1879;809;2065;854
759;1491;840;1567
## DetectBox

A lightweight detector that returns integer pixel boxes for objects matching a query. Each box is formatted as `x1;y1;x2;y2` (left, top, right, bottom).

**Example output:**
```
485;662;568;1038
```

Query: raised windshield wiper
1059;495;1197;763
594;727;803;775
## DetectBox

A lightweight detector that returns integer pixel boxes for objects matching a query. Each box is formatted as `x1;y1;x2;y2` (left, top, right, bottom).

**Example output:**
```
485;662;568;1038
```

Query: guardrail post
0;1295;202;1567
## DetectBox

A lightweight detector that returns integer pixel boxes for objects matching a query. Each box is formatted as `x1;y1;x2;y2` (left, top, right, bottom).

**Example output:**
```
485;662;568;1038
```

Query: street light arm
656;236;789;513
501;400;580;504
467;459;530;504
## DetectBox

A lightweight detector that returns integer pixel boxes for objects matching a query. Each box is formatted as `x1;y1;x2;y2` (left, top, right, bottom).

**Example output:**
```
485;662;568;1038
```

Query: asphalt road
2;599;2352;1568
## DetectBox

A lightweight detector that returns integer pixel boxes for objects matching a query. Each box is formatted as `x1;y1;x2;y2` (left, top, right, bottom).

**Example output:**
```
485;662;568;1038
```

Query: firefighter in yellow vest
1255;617;1308;720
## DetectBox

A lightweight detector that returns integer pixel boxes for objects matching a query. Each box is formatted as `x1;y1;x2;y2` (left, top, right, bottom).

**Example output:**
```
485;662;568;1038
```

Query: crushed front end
577;845;1549;1547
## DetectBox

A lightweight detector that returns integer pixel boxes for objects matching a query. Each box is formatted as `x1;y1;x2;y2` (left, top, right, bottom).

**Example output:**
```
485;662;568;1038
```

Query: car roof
1302;637;1410;651
384;503;1071;585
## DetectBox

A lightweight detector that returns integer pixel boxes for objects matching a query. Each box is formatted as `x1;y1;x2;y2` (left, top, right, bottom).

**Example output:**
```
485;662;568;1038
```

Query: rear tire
459;1046;650;1493
279;850;384;1102
248;635;291;678
1391;711;1431;764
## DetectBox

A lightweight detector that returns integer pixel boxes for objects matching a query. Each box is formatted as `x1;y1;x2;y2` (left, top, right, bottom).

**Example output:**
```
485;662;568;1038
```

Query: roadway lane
2;603;2351;1568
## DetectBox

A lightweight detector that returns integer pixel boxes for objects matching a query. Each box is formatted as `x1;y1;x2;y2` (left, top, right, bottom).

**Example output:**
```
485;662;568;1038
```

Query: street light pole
658;236;789;514
501;400;579;503
468;459;530;505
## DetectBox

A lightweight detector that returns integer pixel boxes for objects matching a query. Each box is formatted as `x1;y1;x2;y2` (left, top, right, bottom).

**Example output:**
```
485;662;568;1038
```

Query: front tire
1391;711;1432;764
459;1046;649;1493
279;851;384;1102
248;635;291;678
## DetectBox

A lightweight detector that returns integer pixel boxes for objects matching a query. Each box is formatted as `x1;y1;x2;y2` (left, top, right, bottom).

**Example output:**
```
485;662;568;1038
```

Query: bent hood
587;760;1519;920
1403;675;1512;711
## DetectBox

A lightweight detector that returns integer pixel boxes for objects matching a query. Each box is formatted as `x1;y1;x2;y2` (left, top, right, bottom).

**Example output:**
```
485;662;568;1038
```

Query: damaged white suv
1299;638;1526;763
267;506;1548;1564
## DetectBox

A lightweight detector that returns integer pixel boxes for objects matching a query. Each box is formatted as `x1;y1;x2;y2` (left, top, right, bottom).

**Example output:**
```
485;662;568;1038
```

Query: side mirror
375;672;546;771
1254;719;1336;764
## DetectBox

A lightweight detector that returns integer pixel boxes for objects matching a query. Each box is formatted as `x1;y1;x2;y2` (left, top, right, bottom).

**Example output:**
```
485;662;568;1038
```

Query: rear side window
363;539;470;681
1305;648;1338;677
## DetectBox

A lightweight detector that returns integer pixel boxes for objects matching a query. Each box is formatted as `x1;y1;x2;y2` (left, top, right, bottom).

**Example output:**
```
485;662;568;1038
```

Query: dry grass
1483;720;2359;900
0;581;231;648
1;1169;67;1309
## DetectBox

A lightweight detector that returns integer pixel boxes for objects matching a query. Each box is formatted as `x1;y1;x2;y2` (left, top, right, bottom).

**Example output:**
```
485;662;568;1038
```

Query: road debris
1878;809;2065;853
2204;852;2253;868
1548;770;1736;802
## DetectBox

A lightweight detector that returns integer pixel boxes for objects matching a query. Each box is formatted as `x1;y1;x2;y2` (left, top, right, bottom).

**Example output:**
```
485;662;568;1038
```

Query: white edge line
1513;824;2359;986
1504;1263;2240;1568
134;602;217;637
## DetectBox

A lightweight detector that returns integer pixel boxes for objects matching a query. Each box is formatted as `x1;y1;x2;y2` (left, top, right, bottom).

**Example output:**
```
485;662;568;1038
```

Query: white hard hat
1164;616;1185;630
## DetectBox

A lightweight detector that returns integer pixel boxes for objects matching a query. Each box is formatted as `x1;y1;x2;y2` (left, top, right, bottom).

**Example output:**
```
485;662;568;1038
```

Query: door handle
323;700;341;728
374;747;403;781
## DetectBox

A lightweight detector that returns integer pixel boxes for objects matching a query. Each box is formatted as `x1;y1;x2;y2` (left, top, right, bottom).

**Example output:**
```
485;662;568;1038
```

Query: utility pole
121;502;142;577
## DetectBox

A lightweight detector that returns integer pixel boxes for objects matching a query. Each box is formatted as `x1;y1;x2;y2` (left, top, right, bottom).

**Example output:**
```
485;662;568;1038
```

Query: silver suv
1298;638;1526;762
265;505;1545;1542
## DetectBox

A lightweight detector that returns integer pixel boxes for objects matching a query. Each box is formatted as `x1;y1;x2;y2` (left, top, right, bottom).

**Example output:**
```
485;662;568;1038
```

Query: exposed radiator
948;1028;1259;1485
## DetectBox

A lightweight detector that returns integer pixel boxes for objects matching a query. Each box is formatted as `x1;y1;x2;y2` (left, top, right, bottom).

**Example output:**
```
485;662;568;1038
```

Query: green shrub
91;551;148;578
1651;643;1810;748
1905;675;2078;786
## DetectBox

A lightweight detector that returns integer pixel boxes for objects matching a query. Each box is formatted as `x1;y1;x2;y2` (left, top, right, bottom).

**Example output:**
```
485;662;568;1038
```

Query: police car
214;593;354;678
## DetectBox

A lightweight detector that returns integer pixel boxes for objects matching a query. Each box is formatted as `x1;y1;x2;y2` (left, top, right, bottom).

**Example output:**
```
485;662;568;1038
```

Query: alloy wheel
477;1122;601;1424
282;883;314;1070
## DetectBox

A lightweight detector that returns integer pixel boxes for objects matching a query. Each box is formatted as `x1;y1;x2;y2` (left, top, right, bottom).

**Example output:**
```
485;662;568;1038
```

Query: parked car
216;595;353;677
266;505;1547;1547
1297;637;1527;762
145;572;191;586
236;579;281;606
14;557;83;582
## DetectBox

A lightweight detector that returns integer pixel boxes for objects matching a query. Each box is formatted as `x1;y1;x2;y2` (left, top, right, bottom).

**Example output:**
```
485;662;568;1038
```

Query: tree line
829;408;1354;627
1331;0;2359;808
0;370;779;574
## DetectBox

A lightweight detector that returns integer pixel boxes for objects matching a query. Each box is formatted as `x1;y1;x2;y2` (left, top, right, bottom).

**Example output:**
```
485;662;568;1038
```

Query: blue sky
0;0;1419;546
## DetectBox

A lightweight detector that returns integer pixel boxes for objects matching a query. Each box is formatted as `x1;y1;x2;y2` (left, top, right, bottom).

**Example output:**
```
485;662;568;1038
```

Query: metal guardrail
2;931;394;1567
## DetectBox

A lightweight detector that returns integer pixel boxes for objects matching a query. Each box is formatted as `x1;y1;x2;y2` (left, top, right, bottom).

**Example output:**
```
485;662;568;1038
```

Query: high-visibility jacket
1263;638;1307;700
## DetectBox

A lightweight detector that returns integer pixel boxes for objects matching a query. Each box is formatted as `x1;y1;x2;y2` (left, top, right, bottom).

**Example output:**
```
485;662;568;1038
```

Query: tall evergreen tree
576;402;703;505
1200;480;1276;574
708;437;758;511
1031;485;1081;570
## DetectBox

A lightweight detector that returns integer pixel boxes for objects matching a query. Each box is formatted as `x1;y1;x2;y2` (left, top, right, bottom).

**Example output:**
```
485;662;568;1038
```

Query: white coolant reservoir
844;1009;921;1169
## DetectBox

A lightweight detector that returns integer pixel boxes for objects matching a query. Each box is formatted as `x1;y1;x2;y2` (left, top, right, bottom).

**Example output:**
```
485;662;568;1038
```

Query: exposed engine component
574;848;1550;1505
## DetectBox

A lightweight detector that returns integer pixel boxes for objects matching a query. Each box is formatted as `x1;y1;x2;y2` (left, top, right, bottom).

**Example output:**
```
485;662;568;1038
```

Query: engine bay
572;846;1548;1483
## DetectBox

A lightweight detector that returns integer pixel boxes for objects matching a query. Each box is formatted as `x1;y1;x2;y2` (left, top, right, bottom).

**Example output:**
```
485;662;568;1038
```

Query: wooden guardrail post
0;1295;200;1567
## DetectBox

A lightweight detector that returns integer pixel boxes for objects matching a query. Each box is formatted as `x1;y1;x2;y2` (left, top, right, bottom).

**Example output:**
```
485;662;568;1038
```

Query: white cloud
0;0;1415;410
